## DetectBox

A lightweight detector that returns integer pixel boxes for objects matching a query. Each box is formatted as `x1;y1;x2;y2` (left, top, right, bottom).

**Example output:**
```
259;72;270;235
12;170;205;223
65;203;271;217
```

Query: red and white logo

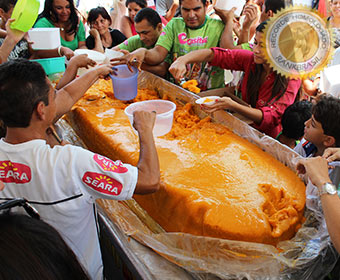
0;161;31;184
82;172;122;196
93;154;128;173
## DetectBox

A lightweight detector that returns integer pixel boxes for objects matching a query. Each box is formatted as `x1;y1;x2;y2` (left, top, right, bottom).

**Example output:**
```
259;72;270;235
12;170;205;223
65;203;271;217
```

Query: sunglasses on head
0;198;40;220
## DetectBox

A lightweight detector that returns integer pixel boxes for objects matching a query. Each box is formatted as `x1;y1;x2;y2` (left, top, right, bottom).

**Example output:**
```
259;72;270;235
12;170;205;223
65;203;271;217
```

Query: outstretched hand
242;4;259;29
5;19;25;44
296;157;331;188
169;57;188;81
214;7;237;23
95;63;117;80
60;47;74;60
200;97;234;114
69;54;96;68
323;148;340;163
110;48;146;72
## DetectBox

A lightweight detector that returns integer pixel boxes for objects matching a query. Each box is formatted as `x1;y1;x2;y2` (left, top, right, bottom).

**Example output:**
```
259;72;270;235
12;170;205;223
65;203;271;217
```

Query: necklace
55;24;65;31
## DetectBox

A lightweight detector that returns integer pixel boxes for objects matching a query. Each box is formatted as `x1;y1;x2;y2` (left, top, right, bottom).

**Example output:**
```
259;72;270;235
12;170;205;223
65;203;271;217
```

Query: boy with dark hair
0;59;160;279
277;100;312;149
295;95;340;158
295;95;340;202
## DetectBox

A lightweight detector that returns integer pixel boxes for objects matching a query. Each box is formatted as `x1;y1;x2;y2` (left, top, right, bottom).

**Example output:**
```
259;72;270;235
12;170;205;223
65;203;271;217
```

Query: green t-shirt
118;35;171;64
156;16;225;90
34;17;86;51
241;42;253;51
118;35;148;51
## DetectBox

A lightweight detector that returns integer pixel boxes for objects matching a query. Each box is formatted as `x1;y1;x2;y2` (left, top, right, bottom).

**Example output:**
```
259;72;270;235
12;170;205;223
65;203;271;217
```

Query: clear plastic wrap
64;72;338;279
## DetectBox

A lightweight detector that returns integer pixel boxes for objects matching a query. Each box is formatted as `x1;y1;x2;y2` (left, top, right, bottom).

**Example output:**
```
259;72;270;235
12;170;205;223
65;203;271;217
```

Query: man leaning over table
112;0;236;91
113;7;170;78
0;59;160;280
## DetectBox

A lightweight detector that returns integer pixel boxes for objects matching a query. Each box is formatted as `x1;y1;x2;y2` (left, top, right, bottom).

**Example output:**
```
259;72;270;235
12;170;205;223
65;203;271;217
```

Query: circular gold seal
263;6;334;79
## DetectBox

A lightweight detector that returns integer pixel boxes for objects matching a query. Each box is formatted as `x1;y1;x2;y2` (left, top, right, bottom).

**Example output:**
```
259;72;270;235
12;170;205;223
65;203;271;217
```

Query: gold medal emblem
263;6;334;79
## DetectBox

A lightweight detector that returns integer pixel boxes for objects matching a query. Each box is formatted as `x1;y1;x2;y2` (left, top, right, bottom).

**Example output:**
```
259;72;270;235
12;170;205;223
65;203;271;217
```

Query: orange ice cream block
67;79;306;246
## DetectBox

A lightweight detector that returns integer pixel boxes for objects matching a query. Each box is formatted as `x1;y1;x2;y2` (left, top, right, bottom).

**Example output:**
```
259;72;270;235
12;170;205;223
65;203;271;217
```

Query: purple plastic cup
109;65;138;100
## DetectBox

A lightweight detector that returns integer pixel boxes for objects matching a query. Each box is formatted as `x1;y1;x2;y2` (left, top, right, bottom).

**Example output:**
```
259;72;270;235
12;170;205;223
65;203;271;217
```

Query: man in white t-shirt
0;59;160;280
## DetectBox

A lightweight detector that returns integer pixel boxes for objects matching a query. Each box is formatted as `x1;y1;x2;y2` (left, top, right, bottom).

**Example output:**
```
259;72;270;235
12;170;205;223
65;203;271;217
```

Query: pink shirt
131;21;137;36
210;47;301;138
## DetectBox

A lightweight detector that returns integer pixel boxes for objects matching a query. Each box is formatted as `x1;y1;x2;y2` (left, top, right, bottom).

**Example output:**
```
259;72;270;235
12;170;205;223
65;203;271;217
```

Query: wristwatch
319;182;337;196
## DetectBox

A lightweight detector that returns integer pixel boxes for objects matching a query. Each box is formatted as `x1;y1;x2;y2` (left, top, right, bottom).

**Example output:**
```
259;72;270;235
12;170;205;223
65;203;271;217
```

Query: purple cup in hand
109;65;138;101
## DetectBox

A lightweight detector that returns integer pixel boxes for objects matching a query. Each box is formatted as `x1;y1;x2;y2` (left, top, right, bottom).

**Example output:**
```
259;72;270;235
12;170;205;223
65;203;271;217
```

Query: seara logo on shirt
178;33;208;46
93;154;128;173
82;172;123;196
0;161;31;184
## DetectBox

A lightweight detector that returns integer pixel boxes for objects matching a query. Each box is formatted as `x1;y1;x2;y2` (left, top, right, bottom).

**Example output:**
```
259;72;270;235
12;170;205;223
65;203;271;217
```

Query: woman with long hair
169;22;301;138
86;6;126;53
120;0;147;38
34;0;86;51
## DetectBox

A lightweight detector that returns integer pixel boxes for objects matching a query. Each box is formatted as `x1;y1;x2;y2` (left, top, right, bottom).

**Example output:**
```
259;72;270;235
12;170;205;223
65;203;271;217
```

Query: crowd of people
1;0;340;278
